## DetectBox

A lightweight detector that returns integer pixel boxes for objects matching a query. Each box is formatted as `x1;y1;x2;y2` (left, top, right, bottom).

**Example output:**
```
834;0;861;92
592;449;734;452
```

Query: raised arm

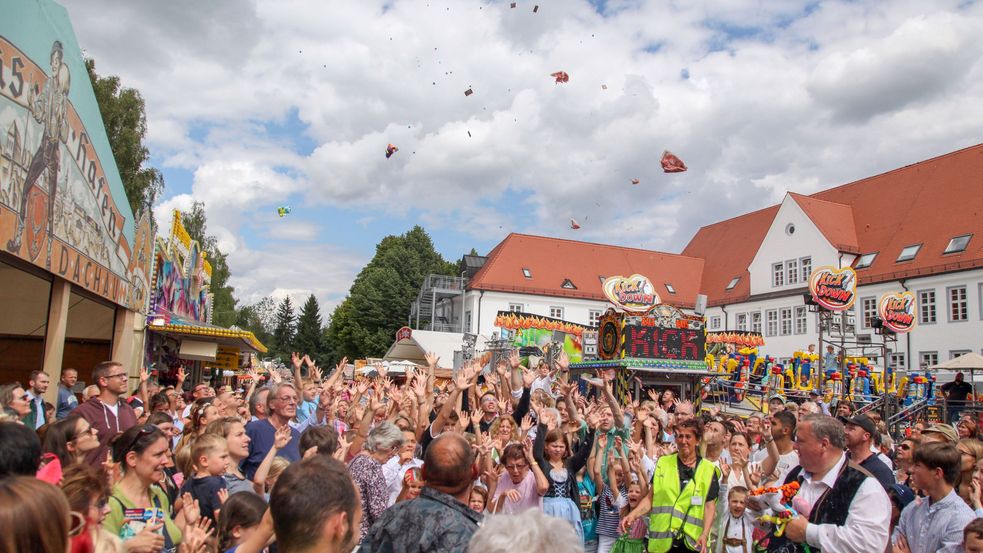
585;376;625;429
252;425;292;494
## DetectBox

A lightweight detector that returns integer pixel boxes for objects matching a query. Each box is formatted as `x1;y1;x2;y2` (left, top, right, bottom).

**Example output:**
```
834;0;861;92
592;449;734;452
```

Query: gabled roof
467;234;705;307
788;193;859;253
680;206;779;305
683;143;983;303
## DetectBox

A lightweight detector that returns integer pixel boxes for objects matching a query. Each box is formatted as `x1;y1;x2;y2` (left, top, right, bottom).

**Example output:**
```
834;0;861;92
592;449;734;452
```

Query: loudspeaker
694;294;708;316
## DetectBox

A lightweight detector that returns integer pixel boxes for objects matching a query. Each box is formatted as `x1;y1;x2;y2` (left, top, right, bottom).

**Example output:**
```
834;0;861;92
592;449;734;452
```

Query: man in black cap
842;414;894;490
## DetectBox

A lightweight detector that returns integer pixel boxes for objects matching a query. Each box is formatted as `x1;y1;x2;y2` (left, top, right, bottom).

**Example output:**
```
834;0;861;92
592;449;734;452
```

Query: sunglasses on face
899;444;912;450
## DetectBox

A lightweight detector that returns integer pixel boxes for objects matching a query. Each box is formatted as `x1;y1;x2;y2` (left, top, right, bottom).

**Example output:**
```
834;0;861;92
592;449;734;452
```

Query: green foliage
85;59;163;219
233;303;272;350
181;202;237;327
272;296;296;359
325;226;457;361
294;294;326;363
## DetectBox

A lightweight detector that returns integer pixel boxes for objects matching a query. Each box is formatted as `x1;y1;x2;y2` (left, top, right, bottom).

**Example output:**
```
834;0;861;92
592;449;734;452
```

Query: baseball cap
839;414;877;436
922;423;959;443
768;395;786;405
888;484;916;510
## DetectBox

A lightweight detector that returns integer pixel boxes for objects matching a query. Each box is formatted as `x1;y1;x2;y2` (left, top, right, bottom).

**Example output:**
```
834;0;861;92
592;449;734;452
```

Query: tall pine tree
271;296;296;360
294;294;325;363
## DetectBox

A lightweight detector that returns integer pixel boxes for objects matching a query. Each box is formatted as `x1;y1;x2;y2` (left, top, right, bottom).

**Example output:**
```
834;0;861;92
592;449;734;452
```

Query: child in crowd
596;448;631;553
470;485;489;513
217;492;274;553
179;433;230;524
719;486;755;553
966;519;983;553
610;477;649;553
396;467;424;503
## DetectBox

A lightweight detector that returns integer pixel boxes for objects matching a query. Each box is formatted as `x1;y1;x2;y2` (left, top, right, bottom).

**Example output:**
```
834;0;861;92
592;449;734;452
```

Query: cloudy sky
59;0;983;313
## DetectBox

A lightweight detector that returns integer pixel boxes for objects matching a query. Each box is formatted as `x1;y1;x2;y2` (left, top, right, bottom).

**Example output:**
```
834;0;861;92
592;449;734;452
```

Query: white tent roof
930;352;983;371
382;329;489;368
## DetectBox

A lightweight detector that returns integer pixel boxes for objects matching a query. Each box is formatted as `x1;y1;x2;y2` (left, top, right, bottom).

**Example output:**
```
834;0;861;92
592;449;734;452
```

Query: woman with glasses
60;463;122;553
896;437;918;486
0;382;31;421
957;439;983;506
350;421;405;542
40;414;101;467
104;424;198;552
490;441;548;515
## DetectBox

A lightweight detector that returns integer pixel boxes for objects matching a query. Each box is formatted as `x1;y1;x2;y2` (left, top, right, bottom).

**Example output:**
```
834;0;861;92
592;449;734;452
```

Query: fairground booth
144;211;266;387
0;0;153;405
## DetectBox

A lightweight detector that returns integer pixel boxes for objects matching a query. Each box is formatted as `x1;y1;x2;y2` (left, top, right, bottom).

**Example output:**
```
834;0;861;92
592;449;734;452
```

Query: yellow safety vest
647;454;716;553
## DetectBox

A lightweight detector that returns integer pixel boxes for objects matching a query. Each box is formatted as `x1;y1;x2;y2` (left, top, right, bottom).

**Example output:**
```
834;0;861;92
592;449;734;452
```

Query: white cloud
60;0;983;307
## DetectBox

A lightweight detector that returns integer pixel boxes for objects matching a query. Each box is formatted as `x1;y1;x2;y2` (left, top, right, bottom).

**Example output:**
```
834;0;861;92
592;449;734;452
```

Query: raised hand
508;349;521;369
179;516;214;553
217;488;229;505
425;351;440;368
269;369;282;384
176;366;187;384
555;350;570;371
246;367;260;382
291;352;302;370
336;356;349;374
470;409;484;430
140;367;151;383
519;414;534;435
521;366;536;388
495;361;509;377
647;388;660;402
356;379;370;396
180;493;201;525
374;361;389;380
274;425;292;450
310;365;323;382
303;354;315;367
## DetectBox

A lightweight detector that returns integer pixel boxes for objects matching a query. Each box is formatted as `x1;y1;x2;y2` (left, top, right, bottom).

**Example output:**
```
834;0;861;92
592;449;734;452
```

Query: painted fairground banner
0;0;148;311
878;291;916;334
494;310;586;364
150;210;213;324
808;266;857;312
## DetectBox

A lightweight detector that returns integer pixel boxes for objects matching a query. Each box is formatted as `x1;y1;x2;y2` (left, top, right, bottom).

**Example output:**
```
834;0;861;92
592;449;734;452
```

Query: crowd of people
3;353;983;553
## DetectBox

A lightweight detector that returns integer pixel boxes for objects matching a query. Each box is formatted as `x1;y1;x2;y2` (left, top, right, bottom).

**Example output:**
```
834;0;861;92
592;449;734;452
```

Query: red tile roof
788;193;859;253
683;143;983;303
680;206;779;305
467;234;706;307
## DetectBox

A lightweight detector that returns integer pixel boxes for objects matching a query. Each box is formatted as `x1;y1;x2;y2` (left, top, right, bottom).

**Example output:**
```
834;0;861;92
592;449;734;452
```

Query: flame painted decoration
878;291;917;333
705;332;765;347
602;274;661;313
808;266;857;312
494;311;588;337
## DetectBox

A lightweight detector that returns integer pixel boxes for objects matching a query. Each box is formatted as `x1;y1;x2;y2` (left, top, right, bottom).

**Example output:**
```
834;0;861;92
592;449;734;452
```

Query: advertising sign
395;326;412;342
602;274;661;313
808;266;857;312
878;291;916;334
0;1;145;308
621;325;706;361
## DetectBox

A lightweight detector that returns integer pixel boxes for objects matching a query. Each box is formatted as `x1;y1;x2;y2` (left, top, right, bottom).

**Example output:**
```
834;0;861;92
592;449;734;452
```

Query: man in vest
755;414;890;553
621;418;719;553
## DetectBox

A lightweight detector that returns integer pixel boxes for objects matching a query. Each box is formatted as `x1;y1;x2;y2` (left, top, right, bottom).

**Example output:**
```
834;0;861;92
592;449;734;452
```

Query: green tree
181;201;236;327
325;226;457;360
294;294;326;362
234;303;272;350
86;59;164;218
272;296;296;359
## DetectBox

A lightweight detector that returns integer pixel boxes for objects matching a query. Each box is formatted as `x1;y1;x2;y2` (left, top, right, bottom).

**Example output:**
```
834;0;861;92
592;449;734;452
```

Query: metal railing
423;275;467;291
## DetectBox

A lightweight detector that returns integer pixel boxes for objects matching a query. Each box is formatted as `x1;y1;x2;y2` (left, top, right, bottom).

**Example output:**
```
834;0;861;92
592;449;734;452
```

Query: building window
709;316;722;330
779;307;792;336
889;352;906;371
751;312;762;333
944;234;972;254
588;309;602;327
919;351;938;369
980;283;983;321
664;283;676;294
561;279;576;289
508;303;523;313
726;277;740;290
950;350;971;360
465;311;472;331
736;313;748;331
896;244;922;263
766;309;778;337
918;290;936;324
854;253;877;269
860;297;877;328
549;306;564;319
772;263;784;287
522;268;532;278
949;286;968;322
800;257;812;282
786;259;799;285
794;307;807;334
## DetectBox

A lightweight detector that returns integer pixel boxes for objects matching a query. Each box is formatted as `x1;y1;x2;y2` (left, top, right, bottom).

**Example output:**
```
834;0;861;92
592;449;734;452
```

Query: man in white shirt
758;410;799;486
754;414;890;553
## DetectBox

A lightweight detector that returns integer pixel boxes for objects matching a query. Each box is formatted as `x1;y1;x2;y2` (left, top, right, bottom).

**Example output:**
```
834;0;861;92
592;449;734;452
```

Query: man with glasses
183;382;214;419
71;360;138;467
242;382;303;479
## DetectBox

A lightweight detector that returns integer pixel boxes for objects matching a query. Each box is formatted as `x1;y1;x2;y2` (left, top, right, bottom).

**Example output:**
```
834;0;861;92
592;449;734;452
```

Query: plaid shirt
361;486;482;553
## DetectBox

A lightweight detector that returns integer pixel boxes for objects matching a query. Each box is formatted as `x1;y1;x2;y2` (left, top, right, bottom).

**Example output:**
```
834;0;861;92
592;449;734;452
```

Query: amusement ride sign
808;266;857;312
878;291;916;333
602;274;661;313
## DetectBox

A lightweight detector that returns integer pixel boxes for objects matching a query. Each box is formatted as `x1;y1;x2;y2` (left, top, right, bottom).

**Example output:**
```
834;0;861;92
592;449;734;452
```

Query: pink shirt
492;470;543;514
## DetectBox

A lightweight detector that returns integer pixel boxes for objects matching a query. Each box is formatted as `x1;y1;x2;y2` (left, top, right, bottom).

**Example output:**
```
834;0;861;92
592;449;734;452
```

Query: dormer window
726;277;740;290
854;252;877;269
896;244;921;263
944;234;972;254
522;268;532;278
665;283;676;294
561;279;576;290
